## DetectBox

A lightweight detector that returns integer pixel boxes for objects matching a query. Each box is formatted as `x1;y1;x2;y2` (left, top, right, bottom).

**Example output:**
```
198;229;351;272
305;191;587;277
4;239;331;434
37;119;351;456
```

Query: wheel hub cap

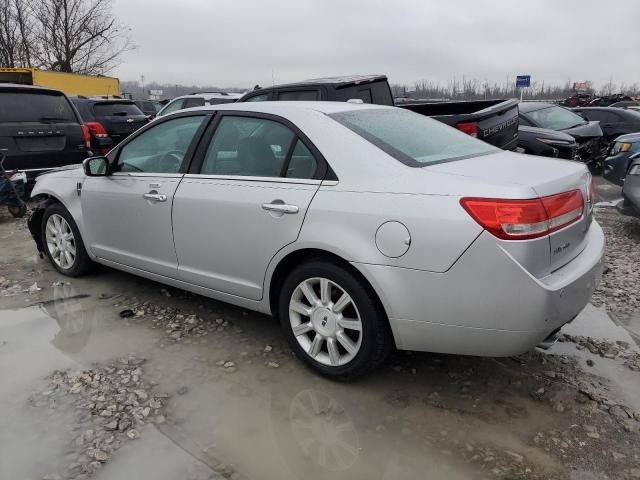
289;277;363;367
311;308;336;337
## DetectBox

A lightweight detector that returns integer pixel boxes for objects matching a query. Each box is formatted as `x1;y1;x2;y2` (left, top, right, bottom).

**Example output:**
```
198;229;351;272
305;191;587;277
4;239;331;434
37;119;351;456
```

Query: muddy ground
1;178;639;480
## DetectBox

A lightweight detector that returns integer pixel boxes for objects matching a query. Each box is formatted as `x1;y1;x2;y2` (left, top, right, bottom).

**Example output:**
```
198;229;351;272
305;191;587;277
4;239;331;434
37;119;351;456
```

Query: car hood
519;125;575;142
36;163;84;180
561;121;603;140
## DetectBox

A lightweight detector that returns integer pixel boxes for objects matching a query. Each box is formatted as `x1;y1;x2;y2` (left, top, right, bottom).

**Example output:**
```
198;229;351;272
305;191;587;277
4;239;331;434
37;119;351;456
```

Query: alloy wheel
289;277;363;367
45;214;77;269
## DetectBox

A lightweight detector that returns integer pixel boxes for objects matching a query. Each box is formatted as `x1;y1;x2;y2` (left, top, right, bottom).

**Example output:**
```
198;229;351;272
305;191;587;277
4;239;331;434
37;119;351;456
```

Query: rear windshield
93;102;143;116
523;106;586;130
329;108;497;167
0;91;77;123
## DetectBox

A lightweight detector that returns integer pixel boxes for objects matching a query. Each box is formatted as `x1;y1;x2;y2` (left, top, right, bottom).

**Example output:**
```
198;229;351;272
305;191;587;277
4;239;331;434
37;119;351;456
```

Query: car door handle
262;202;299;214
142;192;167;202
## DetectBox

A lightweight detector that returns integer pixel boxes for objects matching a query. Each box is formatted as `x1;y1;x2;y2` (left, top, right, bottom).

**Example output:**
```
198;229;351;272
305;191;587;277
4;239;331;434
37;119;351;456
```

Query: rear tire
41;203;93;277
278;261;392;380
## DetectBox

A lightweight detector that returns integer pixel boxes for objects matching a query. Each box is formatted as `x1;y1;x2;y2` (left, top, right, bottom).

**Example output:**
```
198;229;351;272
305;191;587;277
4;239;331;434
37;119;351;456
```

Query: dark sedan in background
572;107;640;144
519;102;603;164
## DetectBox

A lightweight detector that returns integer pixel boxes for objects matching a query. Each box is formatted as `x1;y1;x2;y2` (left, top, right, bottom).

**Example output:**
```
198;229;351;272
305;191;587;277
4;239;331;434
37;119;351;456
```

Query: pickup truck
238;75;519;150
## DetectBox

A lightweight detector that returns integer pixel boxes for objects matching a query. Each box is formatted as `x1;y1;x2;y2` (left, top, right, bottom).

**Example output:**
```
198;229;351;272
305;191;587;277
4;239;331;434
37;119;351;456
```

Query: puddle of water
551;304;640;412
2;277;636;480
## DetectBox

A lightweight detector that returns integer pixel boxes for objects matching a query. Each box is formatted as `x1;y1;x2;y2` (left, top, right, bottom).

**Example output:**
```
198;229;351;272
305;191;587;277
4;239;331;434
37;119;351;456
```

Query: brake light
80;124;91;149
456;121;478;138
460;190;584;240
86;121;108;138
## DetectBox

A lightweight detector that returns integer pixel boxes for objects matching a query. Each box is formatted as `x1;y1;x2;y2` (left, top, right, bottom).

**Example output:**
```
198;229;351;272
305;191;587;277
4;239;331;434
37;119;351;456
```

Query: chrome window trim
110;172;184;179
181;173;322;185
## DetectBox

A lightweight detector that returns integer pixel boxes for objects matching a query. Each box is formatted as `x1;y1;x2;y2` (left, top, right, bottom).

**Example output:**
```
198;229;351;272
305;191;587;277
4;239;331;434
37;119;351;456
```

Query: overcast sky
112;0;640;90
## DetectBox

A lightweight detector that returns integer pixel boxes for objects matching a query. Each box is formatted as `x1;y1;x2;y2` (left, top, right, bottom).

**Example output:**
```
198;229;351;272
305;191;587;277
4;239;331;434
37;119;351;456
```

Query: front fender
30;170;93;259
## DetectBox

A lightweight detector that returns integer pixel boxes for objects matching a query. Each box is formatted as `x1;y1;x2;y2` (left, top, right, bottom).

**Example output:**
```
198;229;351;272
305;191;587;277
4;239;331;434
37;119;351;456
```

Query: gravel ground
591;208;640;320
31;355;169;480
1;199;640;480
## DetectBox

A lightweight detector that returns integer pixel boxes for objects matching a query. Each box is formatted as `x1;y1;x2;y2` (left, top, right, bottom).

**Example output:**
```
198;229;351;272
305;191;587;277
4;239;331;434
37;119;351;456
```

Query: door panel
172;177;318;299
80;114;207;277
82;174;181;277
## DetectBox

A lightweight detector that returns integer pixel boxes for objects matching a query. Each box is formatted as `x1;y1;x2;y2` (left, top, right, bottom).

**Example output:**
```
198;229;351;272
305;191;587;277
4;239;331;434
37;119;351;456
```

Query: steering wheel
158;150;184;173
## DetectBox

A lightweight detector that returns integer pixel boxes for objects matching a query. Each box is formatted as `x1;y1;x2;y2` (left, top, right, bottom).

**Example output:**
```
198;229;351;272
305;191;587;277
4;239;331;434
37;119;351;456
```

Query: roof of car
518;102;557;113
245;75;387;94
70;96;135;103
177;100;392;116
172;93;243;101
0;82;64;94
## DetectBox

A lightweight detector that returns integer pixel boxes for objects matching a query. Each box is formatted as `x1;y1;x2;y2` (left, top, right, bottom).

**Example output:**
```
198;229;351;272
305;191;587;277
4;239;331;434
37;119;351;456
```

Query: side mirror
83;156;110;177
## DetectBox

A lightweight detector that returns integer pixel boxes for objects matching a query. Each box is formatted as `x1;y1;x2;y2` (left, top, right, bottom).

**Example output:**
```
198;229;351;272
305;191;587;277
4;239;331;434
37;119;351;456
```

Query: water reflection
288;389;360;471
40;282;94;354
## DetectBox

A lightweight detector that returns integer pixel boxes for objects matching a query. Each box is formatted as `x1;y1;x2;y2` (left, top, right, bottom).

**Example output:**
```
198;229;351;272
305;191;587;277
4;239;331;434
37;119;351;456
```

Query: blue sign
516;75;531;88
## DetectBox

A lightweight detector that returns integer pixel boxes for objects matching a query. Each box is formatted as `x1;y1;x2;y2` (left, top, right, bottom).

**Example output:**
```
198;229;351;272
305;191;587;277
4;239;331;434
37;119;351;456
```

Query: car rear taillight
460;190;584;240
456;121;478;138
80;124;91;149
86;121;108;138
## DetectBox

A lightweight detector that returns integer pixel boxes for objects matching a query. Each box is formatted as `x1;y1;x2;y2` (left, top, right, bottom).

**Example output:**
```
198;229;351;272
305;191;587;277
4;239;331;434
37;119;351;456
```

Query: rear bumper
353;221;605;357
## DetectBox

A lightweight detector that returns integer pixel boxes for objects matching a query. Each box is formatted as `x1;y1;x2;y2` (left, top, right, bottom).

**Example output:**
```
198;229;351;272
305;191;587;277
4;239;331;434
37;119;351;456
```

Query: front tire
278;261;392;380
41;203;93;277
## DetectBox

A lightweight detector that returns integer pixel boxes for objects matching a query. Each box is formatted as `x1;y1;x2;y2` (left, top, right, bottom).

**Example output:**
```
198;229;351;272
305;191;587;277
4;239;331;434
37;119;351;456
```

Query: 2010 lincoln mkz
28;101;605;379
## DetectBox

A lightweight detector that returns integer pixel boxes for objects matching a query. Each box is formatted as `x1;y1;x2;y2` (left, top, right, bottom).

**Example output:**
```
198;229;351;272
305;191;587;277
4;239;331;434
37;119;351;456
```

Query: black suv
70;97;147;154
0;84;91;179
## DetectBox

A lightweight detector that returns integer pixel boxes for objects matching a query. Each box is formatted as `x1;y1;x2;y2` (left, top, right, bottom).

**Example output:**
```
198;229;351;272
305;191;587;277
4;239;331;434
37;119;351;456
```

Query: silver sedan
28;101;605;379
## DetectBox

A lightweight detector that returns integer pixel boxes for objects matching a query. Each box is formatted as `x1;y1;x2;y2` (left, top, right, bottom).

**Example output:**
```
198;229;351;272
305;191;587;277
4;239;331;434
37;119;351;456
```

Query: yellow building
0;68;119;96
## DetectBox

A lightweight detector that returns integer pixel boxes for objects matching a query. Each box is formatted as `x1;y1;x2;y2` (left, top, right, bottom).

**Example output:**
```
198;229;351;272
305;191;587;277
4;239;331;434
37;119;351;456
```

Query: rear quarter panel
296;186;482;273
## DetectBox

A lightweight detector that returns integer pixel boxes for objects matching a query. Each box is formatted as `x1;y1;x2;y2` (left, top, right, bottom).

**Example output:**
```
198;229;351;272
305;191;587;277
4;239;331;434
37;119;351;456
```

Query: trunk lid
429;151;593;275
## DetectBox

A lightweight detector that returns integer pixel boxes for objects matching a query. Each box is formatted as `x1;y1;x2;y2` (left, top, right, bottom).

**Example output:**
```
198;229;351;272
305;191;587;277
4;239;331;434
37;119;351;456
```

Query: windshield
523;106;586;130
329;108;498;167
93;102;144;117
0;92;77;123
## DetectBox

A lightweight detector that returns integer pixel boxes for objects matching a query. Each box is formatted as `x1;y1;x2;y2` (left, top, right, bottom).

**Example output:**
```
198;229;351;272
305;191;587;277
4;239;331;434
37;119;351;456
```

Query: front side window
115;116;204;174
201;116;299;177
330;108;497;167
523;106;586;130
158;99;184;116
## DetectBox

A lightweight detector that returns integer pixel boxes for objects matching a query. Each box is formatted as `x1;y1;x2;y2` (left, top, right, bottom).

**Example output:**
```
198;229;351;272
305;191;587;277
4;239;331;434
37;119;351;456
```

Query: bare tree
34;0;132;75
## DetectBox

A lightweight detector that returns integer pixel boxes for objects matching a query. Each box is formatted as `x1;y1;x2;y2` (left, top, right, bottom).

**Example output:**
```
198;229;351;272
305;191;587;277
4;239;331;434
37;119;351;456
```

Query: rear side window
208;98;236;105
183;98;206;108
93;102;143;117
330;108;497;167
201;116;295;177
278;90;319;101
0;92;77;123
582;110;621;123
